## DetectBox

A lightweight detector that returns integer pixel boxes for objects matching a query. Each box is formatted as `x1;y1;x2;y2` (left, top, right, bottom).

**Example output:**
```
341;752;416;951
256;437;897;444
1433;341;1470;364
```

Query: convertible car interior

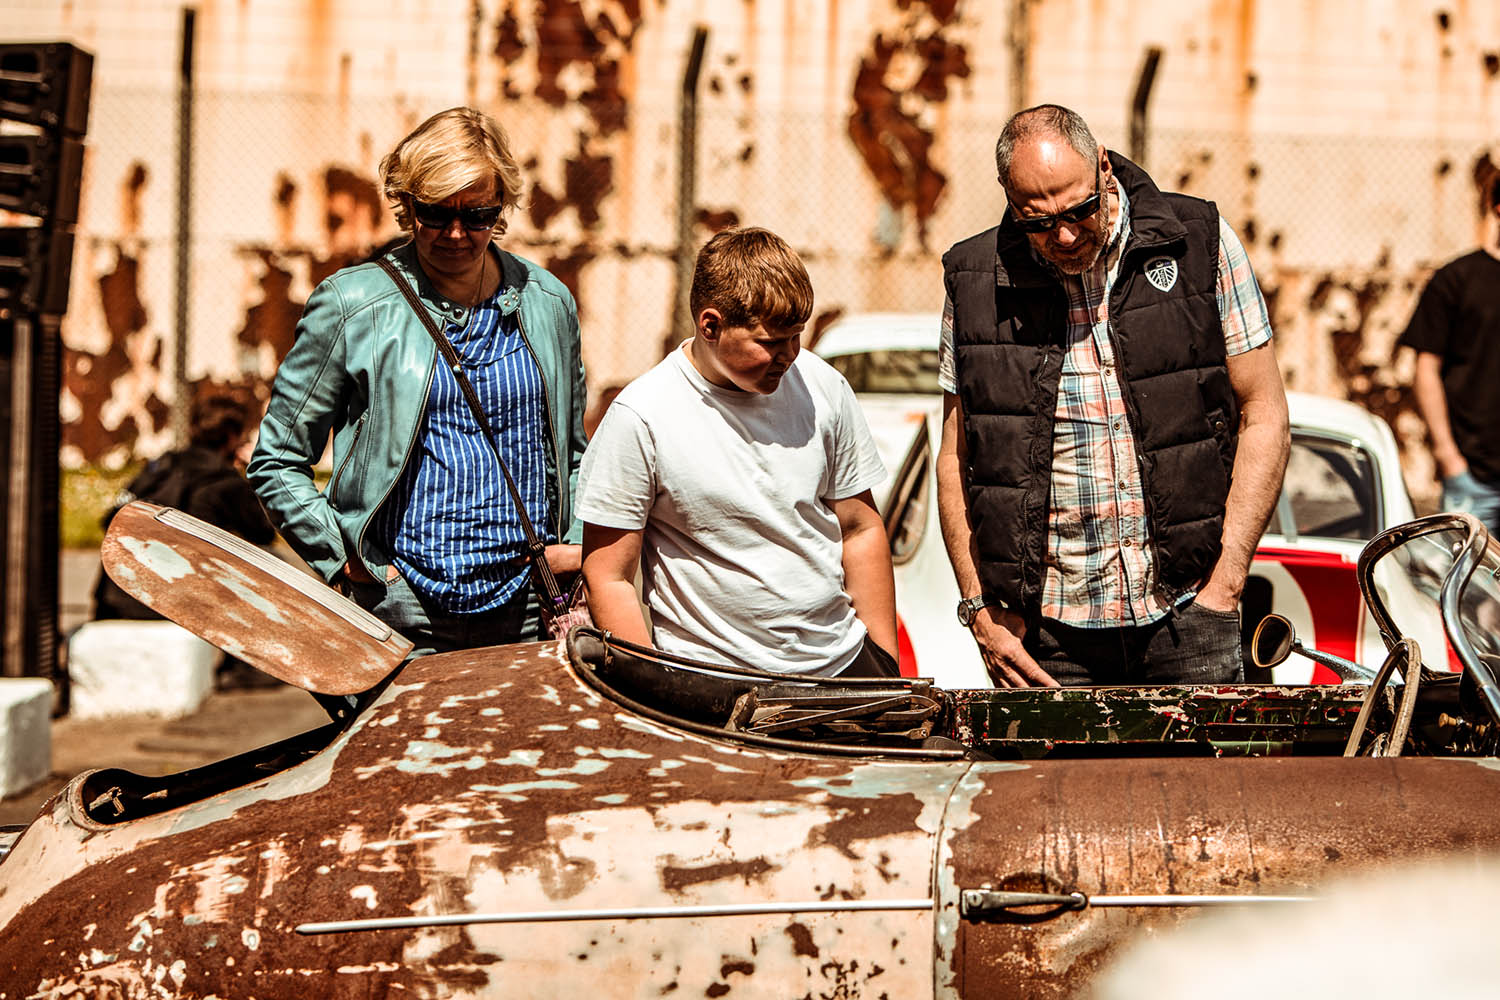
568;627;1492;762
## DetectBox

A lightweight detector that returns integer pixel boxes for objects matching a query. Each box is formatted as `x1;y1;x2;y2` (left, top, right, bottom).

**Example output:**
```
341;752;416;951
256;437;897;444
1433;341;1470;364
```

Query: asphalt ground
0;550;330;827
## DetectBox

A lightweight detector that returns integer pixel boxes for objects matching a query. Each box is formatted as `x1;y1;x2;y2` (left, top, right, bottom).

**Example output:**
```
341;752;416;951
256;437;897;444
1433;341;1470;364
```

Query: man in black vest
936;104;1289;687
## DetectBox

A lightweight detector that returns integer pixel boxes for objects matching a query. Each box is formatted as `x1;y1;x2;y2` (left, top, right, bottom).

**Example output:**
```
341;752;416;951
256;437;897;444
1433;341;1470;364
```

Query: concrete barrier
0;678;53;799
69;621;220;720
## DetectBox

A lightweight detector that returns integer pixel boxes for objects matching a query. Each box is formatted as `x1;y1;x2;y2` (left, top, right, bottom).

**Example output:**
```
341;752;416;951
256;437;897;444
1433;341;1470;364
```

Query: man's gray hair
994;104;1099;188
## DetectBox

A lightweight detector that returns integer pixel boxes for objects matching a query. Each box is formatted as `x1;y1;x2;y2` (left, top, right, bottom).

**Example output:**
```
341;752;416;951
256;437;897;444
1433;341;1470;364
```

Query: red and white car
814;312;1447;686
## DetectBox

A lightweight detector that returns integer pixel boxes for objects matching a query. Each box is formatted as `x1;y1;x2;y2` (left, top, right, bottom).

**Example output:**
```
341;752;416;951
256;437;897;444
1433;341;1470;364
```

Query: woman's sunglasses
410;198;504;232
1011;170;1103;234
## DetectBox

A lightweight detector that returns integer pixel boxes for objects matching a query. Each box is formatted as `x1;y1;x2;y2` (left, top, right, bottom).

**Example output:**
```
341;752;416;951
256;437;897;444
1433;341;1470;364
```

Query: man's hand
1412;351;1469;480
1435;448;1470;481
971;606;1060;688
1192;580;1241;614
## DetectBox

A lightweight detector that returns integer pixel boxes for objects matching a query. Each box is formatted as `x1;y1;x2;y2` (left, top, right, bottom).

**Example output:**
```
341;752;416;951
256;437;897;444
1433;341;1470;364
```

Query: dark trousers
837;634;902;679
348;571;543;658
1022;601;1243;686
316;573;544;721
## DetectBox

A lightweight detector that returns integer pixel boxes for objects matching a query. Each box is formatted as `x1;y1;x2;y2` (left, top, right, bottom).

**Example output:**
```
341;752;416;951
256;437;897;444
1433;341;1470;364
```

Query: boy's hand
544;543;582;576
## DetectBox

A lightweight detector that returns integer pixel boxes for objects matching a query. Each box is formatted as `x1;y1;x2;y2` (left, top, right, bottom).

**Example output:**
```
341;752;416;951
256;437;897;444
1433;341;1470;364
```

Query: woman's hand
341;559;377;584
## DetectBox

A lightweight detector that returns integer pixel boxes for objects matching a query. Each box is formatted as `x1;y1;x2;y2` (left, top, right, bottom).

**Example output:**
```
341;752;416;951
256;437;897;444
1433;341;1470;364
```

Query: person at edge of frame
248;107;587;716
936;103;1290;688
94;394;276;622
577;226;901;680
1399;169;1500;537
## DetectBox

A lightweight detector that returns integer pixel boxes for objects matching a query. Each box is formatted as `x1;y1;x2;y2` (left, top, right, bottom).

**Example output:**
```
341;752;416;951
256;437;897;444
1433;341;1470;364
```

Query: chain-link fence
59;85;1496;507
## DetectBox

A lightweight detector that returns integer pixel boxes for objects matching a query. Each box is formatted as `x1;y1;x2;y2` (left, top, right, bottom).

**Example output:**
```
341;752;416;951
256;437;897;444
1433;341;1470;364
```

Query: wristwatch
956;595;996;627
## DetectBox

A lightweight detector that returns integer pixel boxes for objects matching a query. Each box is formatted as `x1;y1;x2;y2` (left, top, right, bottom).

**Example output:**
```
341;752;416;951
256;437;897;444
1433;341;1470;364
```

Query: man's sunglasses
1010;171;1103;234
410;198;504;232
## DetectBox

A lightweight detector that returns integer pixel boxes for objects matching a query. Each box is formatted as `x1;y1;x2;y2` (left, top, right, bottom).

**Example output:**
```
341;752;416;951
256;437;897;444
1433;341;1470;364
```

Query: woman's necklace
467;253;489;307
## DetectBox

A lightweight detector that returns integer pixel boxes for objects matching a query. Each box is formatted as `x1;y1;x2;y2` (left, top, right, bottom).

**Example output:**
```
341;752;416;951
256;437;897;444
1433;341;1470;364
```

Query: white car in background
814;312;1448;688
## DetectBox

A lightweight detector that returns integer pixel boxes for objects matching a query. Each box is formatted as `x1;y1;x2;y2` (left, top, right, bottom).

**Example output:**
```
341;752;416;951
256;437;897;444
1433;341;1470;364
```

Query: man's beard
1047;232;1104;275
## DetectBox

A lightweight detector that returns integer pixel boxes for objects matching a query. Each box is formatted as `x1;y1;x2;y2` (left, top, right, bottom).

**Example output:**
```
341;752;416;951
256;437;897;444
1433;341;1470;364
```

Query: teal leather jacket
248;242;587;584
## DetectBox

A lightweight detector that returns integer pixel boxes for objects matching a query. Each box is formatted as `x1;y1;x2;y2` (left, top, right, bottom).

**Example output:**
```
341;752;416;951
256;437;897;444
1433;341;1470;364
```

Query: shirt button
1118;480;1128;491
1122;537;1134;547
1112;419;1122;431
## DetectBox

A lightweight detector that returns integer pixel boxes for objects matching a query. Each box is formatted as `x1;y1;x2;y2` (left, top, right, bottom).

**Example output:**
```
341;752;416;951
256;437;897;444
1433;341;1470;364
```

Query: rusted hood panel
100;501;412;694
938;757;1500;998
0;640;965;998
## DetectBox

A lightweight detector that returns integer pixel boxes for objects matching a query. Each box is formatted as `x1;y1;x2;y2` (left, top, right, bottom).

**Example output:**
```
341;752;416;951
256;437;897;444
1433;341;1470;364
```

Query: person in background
93;394;275;621
579;227;899;678
249;106;587;658
937;103;1289;688
584;383;625;439
1399;172;1500;536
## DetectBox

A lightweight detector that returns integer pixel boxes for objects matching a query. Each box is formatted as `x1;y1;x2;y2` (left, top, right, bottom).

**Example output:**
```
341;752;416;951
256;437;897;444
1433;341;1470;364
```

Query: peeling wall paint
847;0;970;249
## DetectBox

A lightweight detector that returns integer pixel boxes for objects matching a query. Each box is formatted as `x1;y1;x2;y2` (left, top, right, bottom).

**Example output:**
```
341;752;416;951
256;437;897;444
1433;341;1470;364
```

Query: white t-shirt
578;343;886;675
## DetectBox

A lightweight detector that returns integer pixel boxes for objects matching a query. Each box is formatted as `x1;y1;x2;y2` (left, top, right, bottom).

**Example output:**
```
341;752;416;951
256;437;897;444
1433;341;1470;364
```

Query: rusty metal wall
8;0;1500;509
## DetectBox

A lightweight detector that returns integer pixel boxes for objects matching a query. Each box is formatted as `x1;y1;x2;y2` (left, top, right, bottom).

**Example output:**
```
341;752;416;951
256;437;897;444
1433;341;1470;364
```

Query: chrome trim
297;898;935;935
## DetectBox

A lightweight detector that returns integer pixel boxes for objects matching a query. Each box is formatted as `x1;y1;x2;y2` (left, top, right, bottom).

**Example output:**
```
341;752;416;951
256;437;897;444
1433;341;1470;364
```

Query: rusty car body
2;503;1500;998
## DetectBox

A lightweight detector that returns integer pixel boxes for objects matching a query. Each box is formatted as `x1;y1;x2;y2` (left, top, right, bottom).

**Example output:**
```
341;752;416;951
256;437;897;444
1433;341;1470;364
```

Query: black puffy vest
941;152;1236;615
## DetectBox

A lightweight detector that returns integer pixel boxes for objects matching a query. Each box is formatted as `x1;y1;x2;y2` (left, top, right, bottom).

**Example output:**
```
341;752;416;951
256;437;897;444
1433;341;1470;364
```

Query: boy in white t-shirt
578;227;898;677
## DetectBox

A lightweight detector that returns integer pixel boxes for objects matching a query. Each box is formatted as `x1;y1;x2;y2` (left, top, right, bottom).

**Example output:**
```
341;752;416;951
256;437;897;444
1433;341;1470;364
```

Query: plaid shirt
939;186;1273;627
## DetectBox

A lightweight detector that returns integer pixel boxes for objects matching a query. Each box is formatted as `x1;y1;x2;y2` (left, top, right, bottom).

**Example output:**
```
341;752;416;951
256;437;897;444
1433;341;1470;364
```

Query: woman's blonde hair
379;107;524;235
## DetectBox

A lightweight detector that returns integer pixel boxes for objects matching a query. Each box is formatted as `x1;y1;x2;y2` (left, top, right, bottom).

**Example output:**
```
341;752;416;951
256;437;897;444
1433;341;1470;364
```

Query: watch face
957;599;975;626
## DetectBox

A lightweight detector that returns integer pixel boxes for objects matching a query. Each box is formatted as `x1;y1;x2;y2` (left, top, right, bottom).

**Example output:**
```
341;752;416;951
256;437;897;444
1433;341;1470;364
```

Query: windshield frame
1356;512;1500;723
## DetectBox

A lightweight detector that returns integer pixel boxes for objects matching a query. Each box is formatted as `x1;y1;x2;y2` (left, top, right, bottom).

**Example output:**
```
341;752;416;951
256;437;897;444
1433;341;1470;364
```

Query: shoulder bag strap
375;256;566;606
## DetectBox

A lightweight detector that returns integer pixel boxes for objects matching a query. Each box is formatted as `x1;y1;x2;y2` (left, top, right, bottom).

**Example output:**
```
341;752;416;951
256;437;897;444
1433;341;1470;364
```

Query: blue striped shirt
374;296;553;613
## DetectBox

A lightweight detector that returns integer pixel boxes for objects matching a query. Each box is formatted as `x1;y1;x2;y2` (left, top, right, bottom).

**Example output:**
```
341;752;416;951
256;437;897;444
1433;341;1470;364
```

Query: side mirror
1251;614;1295;670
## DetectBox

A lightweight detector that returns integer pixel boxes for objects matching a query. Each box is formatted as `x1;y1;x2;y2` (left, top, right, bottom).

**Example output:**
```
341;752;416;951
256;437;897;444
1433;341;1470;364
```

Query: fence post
0;41;93;685
1129;47;1163;167
666;26;709;358
172;6;197;446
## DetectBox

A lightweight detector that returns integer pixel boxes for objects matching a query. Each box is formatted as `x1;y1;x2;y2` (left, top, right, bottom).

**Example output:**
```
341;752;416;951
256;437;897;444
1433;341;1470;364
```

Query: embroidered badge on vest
1144;256;1178;292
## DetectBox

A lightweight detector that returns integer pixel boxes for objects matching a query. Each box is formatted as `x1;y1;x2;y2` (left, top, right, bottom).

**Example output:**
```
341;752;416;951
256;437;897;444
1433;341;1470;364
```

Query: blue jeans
1442;469;1500;539
1022;602;1244;686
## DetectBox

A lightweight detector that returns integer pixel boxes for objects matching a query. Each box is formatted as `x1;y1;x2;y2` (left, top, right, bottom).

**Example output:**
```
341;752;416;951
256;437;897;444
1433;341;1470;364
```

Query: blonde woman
250;107;585;658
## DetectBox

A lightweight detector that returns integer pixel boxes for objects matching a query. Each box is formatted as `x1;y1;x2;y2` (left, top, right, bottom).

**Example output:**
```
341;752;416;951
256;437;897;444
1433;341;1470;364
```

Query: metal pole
298;898;934;935
0;316;11;675
1129;47;1163;165
2;316;34;677
173;6;196;445
665;26;709;357
1008;0;1032;114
